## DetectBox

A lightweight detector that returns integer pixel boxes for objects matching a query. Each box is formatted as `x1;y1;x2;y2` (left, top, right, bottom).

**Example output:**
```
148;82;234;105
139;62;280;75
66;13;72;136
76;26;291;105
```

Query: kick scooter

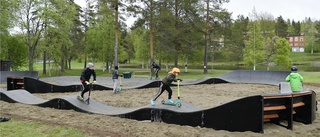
161;80;181;107
77;82;94;104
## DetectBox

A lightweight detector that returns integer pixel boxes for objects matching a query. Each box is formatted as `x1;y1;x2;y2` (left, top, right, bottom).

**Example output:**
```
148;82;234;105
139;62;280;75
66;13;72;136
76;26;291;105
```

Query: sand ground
0;77;320;137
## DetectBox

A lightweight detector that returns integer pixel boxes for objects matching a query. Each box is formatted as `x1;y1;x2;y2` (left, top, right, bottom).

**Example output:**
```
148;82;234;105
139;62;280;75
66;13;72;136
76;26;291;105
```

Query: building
286;35;305;52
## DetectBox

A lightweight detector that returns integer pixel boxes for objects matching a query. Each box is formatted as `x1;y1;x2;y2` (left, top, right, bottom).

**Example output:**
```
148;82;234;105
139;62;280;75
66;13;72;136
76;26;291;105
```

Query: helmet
88;63;94;68
291;66;297;71
171;68;180;73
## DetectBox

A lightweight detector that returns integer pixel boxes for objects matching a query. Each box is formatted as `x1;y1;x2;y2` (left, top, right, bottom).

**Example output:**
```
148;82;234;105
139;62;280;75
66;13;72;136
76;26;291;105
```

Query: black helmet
291;66;297;71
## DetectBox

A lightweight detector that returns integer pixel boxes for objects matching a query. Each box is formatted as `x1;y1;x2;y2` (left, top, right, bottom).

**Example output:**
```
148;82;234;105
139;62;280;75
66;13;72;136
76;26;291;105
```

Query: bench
262;91;313;130
7;77;24;90
263;102;305;121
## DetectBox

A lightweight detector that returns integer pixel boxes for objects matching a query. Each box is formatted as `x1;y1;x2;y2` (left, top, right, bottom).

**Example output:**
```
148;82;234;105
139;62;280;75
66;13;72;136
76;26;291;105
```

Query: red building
286;35;305;52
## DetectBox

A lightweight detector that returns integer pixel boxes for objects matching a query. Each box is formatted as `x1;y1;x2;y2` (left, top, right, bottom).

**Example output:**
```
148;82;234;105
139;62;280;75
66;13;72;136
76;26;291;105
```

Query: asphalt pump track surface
0;70;317;133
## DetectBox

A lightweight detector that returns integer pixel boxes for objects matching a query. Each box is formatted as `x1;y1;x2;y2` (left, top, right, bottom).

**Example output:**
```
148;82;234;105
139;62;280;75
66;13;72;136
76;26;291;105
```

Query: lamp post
253;20;256;70
311;22;314;54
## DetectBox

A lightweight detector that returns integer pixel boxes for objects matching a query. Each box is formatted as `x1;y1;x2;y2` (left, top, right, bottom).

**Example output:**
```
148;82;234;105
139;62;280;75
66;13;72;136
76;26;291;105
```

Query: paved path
40;76;159;87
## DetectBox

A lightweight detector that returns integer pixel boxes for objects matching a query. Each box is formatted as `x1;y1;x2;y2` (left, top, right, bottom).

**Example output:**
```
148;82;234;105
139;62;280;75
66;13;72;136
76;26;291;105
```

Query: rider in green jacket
150;68;182;106
285;66;303;92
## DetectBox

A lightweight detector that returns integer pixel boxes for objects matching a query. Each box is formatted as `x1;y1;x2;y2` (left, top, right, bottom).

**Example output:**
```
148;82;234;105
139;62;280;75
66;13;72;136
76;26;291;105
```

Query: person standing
112;66;123;94
150;67;182;106
151;62;161;79
285;66;304;92
78;63;96;100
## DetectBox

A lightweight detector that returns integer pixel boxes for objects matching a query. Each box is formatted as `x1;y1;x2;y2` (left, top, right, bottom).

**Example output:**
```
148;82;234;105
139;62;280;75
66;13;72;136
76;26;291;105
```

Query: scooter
77;82;94;105
119;76;123;91
161;80;181;107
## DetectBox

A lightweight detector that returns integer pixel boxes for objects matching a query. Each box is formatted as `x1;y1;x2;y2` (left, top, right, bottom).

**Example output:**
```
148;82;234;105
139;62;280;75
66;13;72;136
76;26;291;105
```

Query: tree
303;19;319;53
113;0;120;66
81;0;96;68
244;20;265;70
223;15;248;63
41;0;77;73
2;35;28;70
128;0;158;76
275;16;288;37
0;0;19;33
130;27;149;68
315;21;320;51
67;1;84;70
96;0;132;67
153;3;176;71
275;38;291;68
122;33;135;63
257;12;275;39
199;0;229;73
287;20;301;36
85;16;115;69
294;21;301;35
264;36;278;70
17;0;46;71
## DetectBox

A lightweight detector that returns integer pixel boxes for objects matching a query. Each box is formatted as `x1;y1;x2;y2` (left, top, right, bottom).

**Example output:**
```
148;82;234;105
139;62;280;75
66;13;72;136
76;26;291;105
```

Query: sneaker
78;95;84;101
166;99;173;104
150;100;155;106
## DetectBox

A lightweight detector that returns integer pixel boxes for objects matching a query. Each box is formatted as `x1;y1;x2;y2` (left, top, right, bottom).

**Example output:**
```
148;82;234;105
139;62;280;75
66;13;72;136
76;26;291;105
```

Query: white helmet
88;63;94;68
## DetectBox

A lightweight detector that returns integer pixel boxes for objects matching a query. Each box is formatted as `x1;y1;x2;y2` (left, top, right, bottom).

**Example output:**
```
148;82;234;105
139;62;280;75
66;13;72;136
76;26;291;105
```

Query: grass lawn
0;119;85;137
29;61;320;84
26;52;320;84
290;52;320;64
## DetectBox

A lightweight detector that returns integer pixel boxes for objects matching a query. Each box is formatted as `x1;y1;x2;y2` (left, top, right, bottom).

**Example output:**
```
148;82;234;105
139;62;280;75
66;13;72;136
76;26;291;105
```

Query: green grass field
29;52;320;84
290;52;320;64
0;119;85;137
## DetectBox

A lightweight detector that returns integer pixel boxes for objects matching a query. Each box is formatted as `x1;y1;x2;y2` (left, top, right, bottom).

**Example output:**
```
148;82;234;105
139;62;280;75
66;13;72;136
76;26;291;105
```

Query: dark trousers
152;83;172;101
155;69;160;78
81;82;90;97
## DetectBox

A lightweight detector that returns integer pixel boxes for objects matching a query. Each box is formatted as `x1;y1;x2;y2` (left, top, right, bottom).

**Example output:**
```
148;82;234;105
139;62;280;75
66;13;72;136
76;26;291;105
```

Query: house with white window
286;35;305;52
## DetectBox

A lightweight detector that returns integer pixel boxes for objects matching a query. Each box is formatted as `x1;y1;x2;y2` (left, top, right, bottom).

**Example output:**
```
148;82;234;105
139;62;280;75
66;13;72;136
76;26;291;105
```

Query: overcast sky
223;0;319;21
74;0;319;25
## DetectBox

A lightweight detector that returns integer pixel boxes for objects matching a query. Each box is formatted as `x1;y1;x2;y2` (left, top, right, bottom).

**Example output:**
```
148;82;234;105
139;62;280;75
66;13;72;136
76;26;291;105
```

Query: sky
223;0;319;21
74;0;319;26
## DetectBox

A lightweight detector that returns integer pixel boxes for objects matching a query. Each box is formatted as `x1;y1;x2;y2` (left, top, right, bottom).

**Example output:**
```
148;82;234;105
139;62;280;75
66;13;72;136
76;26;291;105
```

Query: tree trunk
43;51;46;74
61;56;65;72
203;0;209;74
68;58;71;70
185;55;188;72
149;0;154;79
28;47;34;71
166;57;169;72
174;0;179;68
114;0;119;66
84;53;87;69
